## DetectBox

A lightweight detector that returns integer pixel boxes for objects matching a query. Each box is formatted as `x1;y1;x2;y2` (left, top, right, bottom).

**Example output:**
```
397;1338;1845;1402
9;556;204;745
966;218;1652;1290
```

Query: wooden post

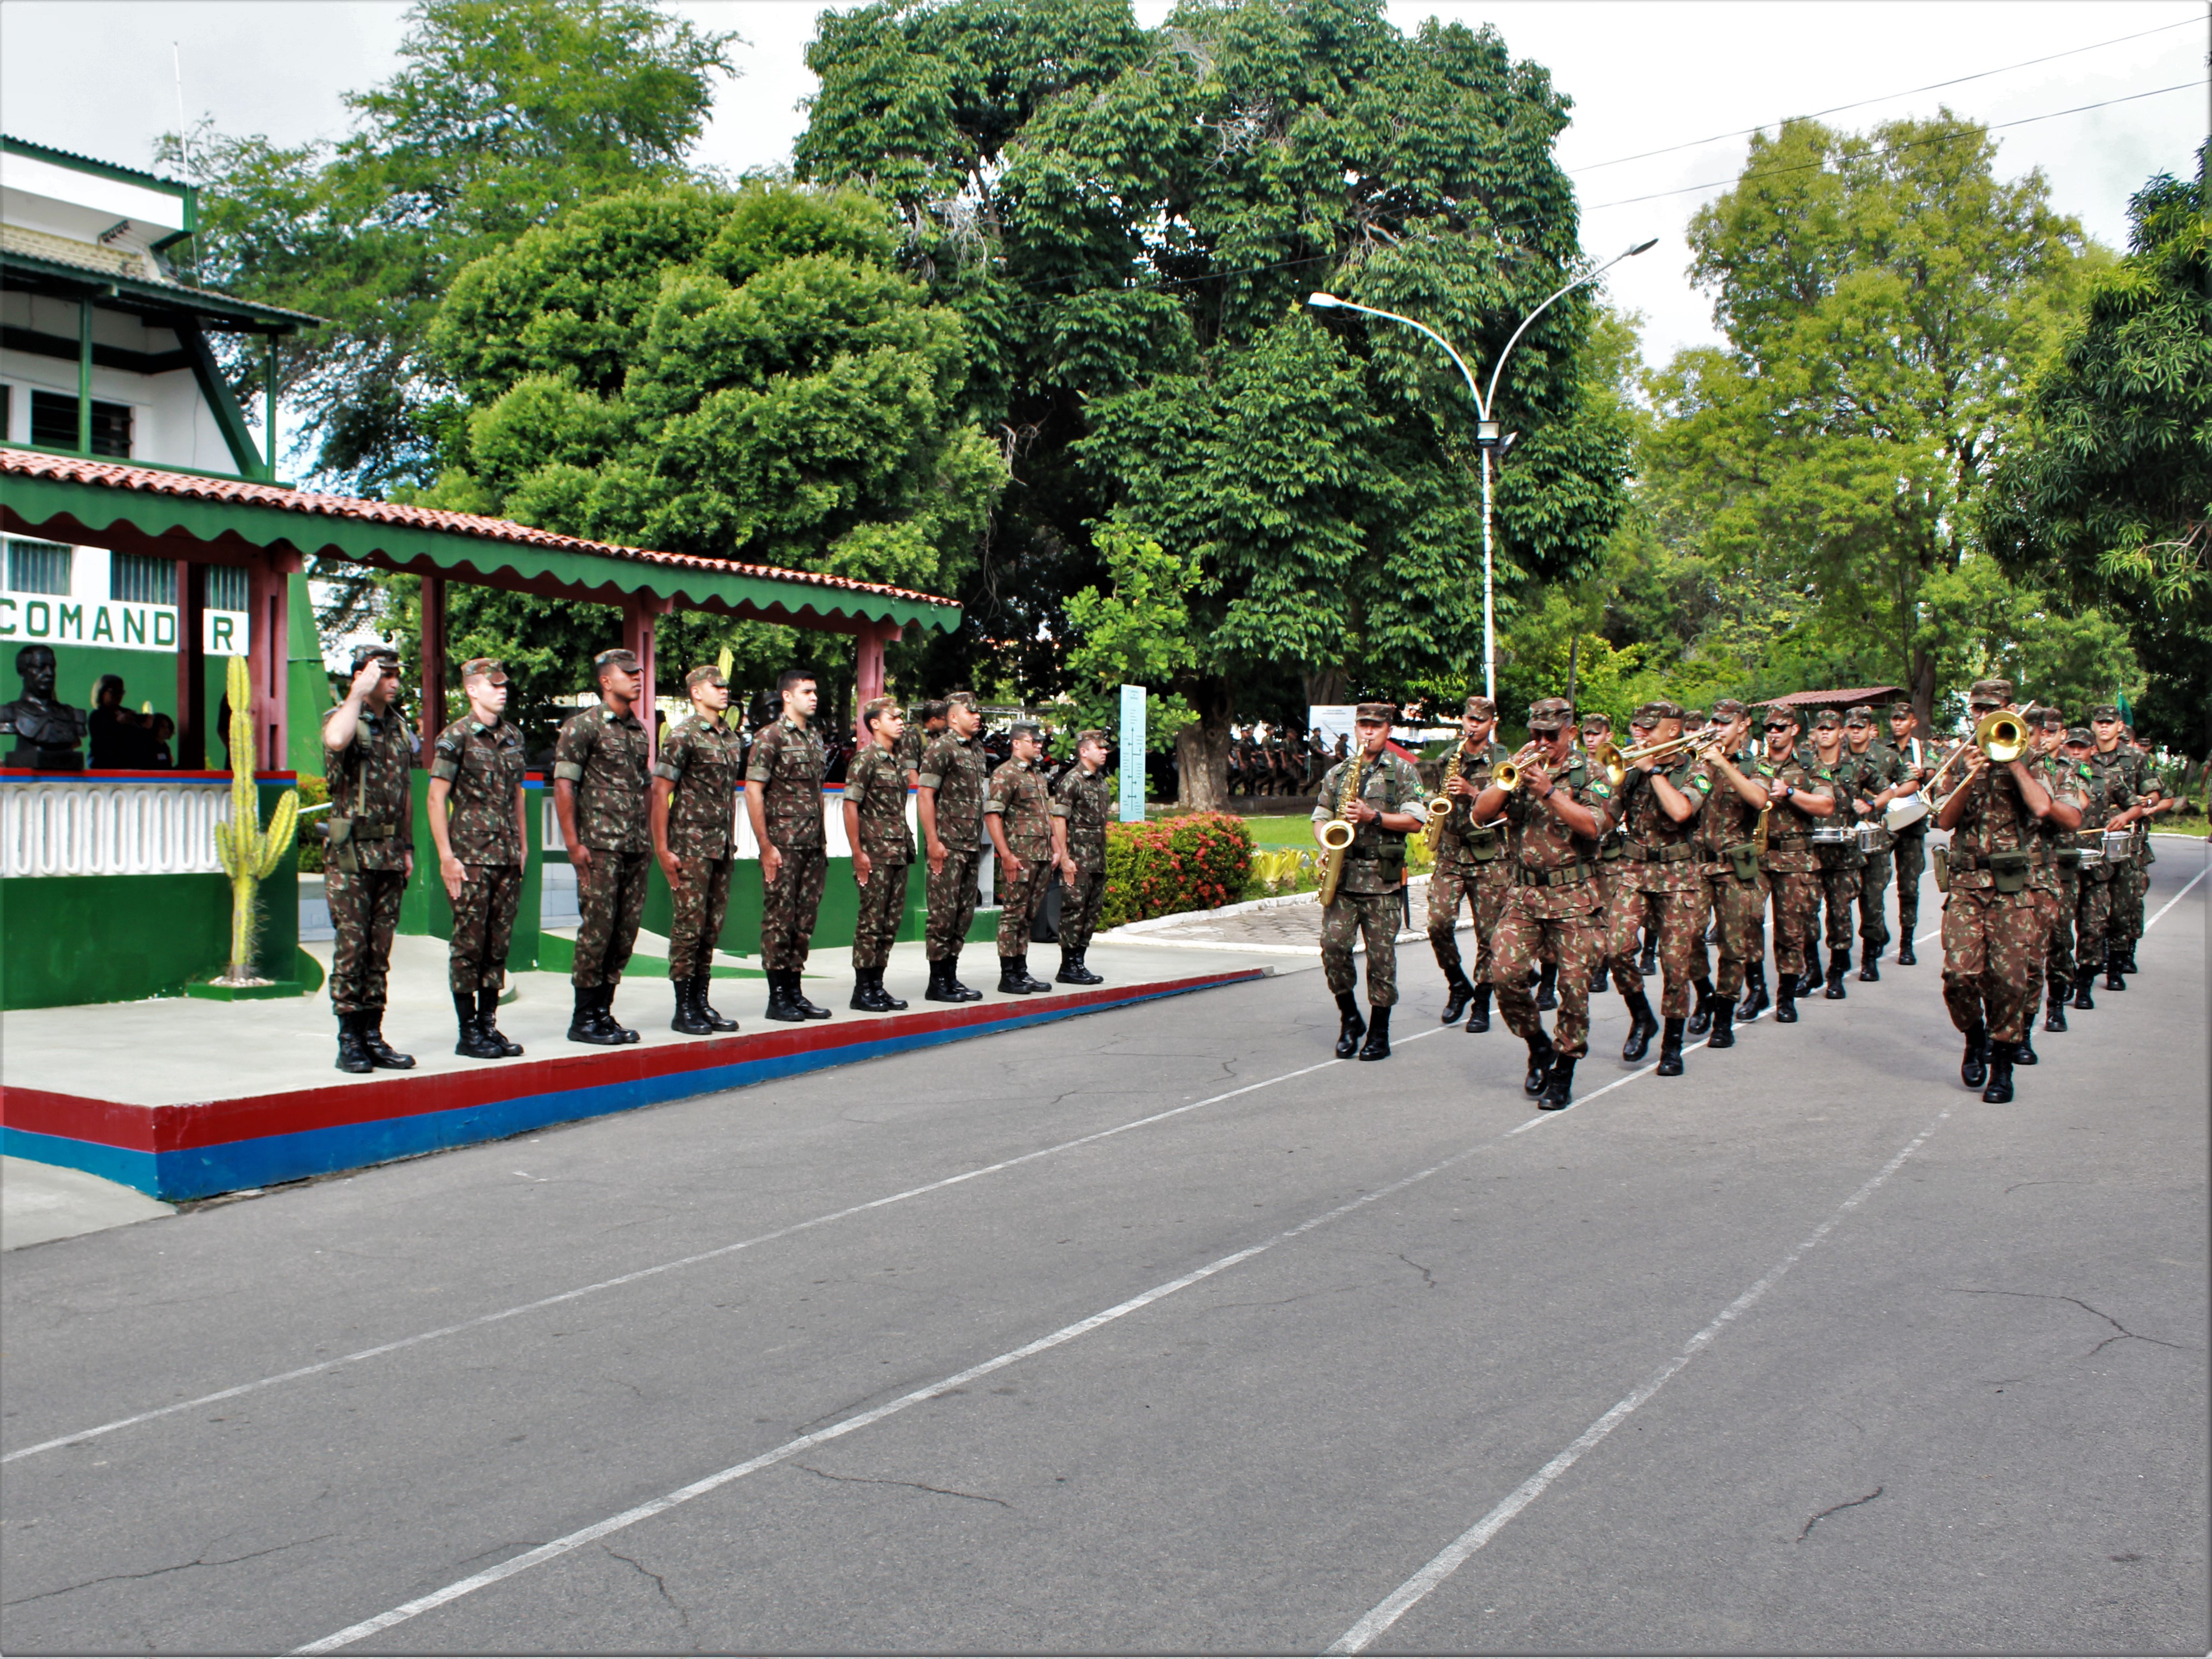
854;620;894;744
246;553;289;773
418;572;446;758
175;559;206;770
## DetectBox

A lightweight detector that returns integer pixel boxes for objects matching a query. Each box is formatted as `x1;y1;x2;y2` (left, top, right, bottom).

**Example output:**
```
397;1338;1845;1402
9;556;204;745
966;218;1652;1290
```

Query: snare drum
2077;847;2106;870
2101;828;2134;864
1810;826;1852;845
1854;821;1883;854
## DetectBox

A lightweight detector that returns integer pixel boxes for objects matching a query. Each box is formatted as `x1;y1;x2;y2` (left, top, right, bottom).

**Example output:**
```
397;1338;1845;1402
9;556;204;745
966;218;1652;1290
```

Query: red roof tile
1755;685;1907;707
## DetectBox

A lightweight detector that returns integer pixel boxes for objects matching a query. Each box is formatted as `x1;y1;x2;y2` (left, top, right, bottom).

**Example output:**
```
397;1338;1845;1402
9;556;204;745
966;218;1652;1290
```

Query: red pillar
854;620;896;744
174;559;206;770
246;552;289;774
622;595;669;760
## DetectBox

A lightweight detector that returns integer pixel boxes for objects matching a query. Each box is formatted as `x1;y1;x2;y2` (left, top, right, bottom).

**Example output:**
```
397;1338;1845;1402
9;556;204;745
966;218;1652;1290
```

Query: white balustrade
1;778;236;878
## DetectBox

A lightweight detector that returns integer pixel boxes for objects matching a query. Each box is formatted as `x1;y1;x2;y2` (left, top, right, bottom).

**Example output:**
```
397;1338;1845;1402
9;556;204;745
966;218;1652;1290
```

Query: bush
294;772;330;873
1101;812;1254;928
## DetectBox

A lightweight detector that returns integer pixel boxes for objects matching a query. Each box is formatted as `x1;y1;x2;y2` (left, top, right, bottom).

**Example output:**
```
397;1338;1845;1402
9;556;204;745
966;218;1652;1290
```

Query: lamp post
1309;237;1657;705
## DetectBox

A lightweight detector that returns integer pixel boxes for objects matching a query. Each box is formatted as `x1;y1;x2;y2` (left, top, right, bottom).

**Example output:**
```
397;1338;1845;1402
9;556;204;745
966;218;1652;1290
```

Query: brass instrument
1586;735;1626;789
1423;741;1468;848
1612;730;1705;768
1923;710;2031;808
1317;745;1368;907
1490;741;1543;793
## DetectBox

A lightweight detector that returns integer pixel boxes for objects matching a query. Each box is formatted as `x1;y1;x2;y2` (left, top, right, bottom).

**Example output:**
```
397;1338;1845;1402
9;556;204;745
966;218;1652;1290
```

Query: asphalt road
4;847;2205;1656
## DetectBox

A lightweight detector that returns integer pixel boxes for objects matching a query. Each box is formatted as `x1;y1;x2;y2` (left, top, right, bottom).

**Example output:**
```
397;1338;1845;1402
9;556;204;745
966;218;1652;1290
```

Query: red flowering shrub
1100;812;1255;929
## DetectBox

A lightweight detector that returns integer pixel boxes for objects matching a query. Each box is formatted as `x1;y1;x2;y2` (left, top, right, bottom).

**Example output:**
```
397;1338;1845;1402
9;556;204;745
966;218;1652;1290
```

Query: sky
0;0;2202;369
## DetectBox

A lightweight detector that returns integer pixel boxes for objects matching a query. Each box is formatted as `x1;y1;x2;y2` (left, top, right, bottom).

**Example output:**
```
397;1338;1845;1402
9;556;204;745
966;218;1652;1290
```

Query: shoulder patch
1590;780;1612;800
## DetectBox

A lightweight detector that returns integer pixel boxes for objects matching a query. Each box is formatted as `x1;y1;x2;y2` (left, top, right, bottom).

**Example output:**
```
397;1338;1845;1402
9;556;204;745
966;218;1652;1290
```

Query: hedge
1101;812;1255;929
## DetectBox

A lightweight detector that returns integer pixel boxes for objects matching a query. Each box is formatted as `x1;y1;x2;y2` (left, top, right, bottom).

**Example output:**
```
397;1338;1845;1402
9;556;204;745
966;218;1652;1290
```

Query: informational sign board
1308;704;1358;751
1118;684;1146;821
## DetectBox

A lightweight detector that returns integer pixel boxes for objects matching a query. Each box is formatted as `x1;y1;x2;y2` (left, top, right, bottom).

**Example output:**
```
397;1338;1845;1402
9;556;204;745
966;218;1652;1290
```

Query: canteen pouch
1988;848;2030;895
1931;846;1950;894
324;816;358;874
1463;825;1501;862
1725;842;1760;883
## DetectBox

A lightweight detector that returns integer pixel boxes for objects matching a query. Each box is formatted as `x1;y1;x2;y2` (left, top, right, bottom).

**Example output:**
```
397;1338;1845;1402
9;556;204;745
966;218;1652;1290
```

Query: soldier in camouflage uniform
322;643;417;1073
1936;678;2085;1102
2067;726;2142;1006
900;698;947;789
1582;711;1627;1003
747;667;832;1022
1612;699;1712;1076
2024;709;2078;1031
652;665;744;1036
1050;728;1114;985
1806;709;1866;999
844;696;914;1012
1694;699;1772;1051
2088;706;2154;979
1841;705;1910;978
1756;709;1838;1024
918;694;988;1002
985;720;1056;994
1427;695;1514;1033
427;657;528;1060
1884;702;1935;963
1473;696;1616;1107
1313;703;1427;1061
554;647;652;1045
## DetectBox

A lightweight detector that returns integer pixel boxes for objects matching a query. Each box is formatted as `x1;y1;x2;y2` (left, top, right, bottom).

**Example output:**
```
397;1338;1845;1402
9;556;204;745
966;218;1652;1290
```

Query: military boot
1802;940;1824;996
670;979;715;1036
1638;930;1659;978
1014;953;1053;993
569;985;623;1046
1738;962;1771;1021
1523;1034;1556;1097
1824;948;1850;999
999;956;1041;994
1538;1054;1578;1110
335;1011;373;1074
1334;990;1367;1058
1357;1005;1392;1061
693;972;740;1029
1621;990;1659;1062
1057;948;1102;987
1071;949;1103;985
1960;1027;1989;1090
2043;978;2068;1033
601;985;641;1043
2117;944;2140;975
1687;978;1715;1037
1439;963;1476;1026
1464;982;1492;1033
850;969;883;1011
2071;974;2095;1011
942;948;984;1002
1982;1050;2015;1104
361;1011;416;1070
923;959;959;1004
2104;950;2127;992
764;969;808;1023
477;988;524;1055
455;991;509;1058
1590;959;1610;995
1705;1000;1736;1049
1655;1017;1687;1077
1534;962;1559;1011
1774;976;1799;1023
1858;945;1880;982
788;974;834;1019
2012;1031;2037;1065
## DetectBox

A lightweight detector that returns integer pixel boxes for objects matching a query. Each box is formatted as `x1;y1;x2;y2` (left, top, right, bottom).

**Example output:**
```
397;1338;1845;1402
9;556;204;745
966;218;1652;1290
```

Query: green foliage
1061;526;1199;749
294;772;331;872
1100;812;1255;927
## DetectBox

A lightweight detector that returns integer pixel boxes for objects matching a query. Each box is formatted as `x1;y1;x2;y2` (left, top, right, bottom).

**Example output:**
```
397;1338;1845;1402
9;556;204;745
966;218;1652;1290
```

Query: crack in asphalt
1942;1288;2191;1358
1;1533;337;1606
1798;1486;1883;1542
1396;1252;1439;1290
797;1463;1011;1507
604;1544;689;1633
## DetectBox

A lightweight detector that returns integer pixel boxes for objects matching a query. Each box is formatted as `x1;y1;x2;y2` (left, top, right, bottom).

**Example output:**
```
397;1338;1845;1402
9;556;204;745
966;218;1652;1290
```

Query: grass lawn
1241;813;1321;846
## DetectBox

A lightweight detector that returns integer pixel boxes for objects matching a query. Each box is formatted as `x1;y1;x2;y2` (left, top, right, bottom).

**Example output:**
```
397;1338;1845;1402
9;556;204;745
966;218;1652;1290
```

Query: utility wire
1570;15;2202;173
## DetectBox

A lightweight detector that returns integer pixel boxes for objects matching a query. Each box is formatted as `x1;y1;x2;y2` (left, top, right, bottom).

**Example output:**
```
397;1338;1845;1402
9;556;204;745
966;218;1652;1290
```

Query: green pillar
286;573;330;775
76;300;92;454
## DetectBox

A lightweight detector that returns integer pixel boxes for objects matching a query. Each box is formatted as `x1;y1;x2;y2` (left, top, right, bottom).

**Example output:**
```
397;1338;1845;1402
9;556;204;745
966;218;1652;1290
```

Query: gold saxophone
1317;746;1368;907
1423;740;1468;849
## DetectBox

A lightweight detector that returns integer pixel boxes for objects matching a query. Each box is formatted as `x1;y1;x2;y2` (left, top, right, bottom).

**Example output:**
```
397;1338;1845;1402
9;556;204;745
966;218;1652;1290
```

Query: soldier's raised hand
349;657;387;704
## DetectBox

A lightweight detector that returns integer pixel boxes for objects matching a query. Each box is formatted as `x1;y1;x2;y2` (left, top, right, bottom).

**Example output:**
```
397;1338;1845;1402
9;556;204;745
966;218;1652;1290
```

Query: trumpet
1490;741;1544;792
1586;735;1626;789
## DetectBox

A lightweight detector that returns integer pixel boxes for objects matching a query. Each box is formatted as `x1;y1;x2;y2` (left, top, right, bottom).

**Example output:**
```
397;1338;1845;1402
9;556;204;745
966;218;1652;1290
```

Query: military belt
1517;862;1594;888
336;818;396;839
1625;842;1697;863
1947;847;2045;871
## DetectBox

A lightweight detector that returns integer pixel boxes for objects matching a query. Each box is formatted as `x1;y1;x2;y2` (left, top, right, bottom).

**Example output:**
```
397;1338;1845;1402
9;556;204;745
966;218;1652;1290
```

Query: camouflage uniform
987;753;1055;953
1314;747;1427;1007
1614;753;1713;1017
846;741;913;970
324;704;414;1015
1812;734;1867;955
2072;759;2134;975
1759;755;1836;978
1488;752;1616;1057
895;722;932;780
1700;747;1773;997
655;710;743;981
1845;739;1910;955
919;729;987;958
748;714;828;972
1427;738;1515;986
1051;763;1114;952
1889;726;1938;943
429;714;527;995
1942;751;2085;1045
2091;737;2154;957
555;702;652;988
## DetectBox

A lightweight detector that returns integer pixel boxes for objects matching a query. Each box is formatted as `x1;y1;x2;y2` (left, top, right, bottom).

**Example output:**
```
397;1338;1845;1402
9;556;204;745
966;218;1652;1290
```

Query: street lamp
1309;236;1658;704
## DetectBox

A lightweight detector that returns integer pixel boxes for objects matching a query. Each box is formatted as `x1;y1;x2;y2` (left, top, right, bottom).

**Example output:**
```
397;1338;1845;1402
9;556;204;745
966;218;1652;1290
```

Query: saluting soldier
747;667;832;1022
1427;695;1514;1033
1313;703;1426;1061
844;696;914;1013
554;646;653;1045
1885;700;1934;962
917;693;988;1002
427;657;528;1060
1755;708;1837;1023
1613;700;1713;1076
985;720;1057;994
1936;678;2084;1103
1806;709;1865;998
2087;706;2154;980
1694;699;1771;1050
2067;725;2142;1002
1840;705;1910;979
322;643;417;1073
1050;727;1114;985
1472;697;1616;1107
652;665;744;1037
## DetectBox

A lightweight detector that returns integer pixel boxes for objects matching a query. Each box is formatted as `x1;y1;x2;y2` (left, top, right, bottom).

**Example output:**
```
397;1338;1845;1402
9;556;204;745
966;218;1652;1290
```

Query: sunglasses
1763;723;1793;733
2092;717;2118;724
1845;720;1870;729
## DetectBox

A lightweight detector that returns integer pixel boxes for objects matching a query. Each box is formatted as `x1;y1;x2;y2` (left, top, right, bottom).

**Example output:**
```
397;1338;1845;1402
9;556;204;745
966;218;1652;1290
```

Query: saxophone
1423;739;1467;849
1317;746;1368;907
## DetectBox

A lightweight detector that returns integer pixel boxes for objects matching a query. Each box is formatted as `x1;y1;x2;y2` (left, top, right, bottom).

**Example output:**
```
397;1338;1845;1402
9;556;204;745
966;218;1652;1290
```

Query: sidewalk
2;1156;174;1251
1100;878;1454;955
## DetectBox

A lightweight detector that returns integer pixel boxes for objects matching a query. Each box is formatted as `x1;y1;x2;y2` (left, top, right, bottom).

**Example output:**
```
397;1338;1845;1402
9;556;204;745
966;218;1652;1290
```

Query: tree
797;0;1630;804
1061;527;1199;748
1986;160;2212;758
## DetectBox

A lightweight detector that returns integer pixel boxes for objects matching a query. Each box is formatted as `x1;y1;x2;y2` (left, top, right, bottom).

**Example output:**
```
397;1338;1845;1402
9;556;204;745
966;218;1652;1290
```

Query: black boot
1738;962;1770;1021
1982;1051;2015;1104
1687;978;1715;1037
765;969;808;1022
2071;974;2094;1011
335;1010;373;1074
477;987;524;1055
1538;1054;1578;1110
1858;946;1880;982
1334;990;1367;1058
1801;940;1823;997
1590;959;1610;995
1057;948;1102;986
924;959;961;1004
569;984;623;1045
1015;953;1053;993
2117;945;2140;975
2105;951;2126;991
693;972;740;1029
601;984;641;1043
1655;1017;1686;1076
1961;1027;1989;1090
361;1010;416;1069
1523;1035;1555;1097
1439;964;1475;1026
1825;947;1849;999
789;973;834;1018
455;991;508;1058
1774;977;1799;1023
1706;1000;1735;1049
1534;961;1558;1011
943;948;984;1002
1621;990;1659;1062
1896;940;1917;965
671;978;715;1036
850;968;880;1011
1464;982;1492;1033
1073;949;1103;985
1638;929;1658;978
999;955;1040;994
2012;1030;2037;1065
2043;979;2068;1033
1358;1005;1392;1061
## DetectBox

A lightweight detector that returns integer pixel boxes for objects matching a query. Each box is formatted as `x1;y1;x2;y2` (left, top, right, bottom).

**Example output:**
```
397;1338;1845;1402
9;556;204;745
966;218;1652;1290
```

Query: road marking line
2147;864;2206;929
292;1112;1543;1654
1322;1104;1951;1655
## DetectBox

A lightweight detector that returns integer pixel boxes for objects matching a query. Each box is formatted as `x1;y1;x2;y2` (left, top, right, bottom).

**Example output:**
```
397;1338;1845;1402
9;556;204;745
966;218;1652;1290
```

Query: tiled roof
0;244;325;328
0;448;960;609
1755;685;1908;707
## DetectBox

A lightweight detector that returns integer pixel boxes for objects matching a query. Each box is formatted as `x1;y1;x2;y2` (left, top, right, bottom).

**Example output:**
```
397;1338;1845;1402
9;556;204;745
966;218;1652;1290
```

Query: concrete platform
0;934;1308;1204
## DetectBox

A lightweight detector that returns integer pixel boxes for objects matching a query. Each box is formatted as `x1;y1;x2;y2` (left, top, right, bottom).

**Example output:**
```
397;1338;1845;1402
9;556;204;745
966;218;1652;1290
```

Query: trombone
1923;709;2031;799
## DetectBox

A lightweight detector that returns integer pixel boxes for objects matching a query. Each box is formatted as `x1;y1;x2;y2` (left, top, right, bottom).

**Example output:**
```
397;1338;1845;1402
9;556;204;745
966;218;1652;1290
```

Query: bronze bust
0;645;87;771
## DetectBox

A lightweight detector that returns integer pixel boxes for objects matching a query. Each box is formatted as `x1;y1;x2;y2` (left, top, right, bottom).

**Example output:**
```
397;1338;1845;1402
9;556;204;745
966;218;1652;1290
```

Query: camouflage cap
1810;708;1842;730
1889;700;1916;718
1967;677;2014;708
1462;694;1496;719
1529;697;1575;733
2032;706;2068;730
1354;701;1395;724
1077;727;1110;748
1579;712;1611;733
2064;726;2095;746
350;642;400;673
1630;698;1684;725
458;657;507;685
1008;719;1044;740
1685;708;1708;725
685;664;728;691
1711;697;1748;720
2088;703;2120;721
1844;704;1876;722
593;648;640;675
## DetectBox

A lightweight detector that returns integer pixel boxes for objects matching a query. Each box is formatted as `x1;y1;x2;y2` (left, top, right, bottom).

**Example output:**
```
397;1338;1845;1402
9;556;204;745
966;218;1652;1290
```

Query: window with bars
110;552;177;605
206;565;249;612
4;538;74;596
29;390;133;457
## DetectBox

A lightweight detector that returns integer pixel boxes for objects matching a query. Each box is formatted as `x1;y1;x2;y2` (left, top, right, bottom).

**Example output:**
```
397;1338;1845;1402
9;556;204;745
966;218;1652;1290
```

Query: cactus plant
211;654;301;984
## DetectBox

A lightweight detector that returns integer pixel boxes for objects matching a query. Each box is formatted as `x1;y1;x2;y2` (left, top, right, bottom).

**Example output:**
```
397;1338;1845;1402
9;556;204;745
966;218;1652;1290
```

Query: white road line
2147;863;2207;929
293;1109;1538;1655
1324;1104;1952;1656
4;1055;1353;1465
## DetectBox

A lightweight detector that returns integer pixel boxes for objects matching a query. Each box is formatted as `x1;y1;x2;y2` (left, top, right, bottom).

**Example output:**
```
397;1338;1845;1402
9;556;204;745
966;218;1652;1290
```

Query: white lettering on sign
0;597;248;653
